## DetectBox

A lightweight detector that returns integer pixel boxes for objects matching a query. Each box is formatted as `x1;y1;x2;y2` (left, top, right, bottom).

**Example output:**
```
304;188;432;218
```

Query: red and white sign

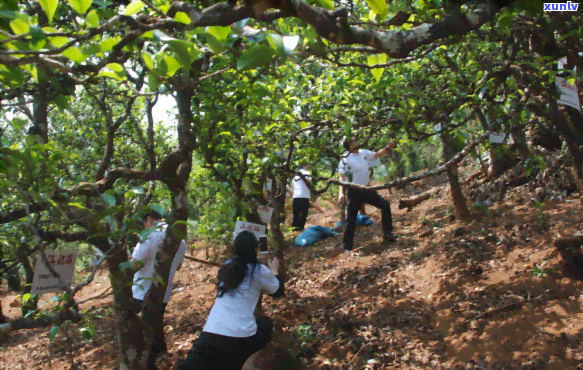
556;77;580;111
257;205;274;224
31;250;77;295
233;221;267;241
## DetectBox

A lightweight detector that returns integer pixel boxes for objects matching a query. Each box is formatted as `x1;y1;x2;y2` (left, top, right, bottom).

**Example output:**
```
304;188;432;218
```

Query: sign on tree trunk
31;250;77;295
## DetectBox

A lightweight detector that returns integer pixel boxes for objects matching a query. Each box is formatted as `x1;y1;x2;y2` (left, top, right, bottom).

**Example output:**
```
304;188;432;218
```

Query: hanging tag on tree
489;132;506;144
433;123;442;132
508;134;514;144
263;179;272;191
257;205;274;223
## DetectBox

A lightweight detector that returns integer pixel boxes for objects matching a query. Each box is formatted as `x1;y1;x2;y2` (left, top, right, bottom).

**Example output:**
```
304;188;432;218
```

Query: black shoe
383;233;396;243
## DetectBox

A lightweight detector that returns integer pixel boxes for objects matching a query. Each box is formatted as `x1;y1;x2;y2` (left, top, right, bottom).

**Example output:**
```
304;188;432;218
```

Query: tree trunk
17;246;38;316
107;244;146;369
270;175;288;282
441;133;471;221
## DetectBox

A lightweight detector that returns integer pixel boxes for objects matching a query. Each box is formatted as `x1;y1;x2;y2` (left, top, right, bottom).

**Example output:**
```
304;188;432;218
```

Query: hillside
2;180;583;370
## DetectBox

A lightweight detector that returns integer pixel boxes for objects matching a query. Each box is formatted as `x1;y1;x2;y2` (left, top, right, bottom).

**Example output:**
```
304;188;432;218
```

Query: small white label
508;134;514;144
263;179;272;191
257;205;274;223
489;132;506;144
31;250;77;295
556;77;581;111
233;221;267;241
433;123;442;132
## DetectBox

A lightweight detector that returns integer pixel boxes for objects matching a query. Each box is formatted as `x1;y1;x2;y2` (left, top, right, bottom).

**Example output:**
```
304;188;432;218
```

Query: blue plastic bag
294;226;338;247
336;214;374;228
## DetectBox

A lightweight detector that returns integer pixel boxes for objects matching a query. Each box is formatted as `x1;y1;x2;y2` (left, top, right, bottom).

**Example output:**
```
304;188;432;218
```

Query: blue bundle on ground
294;226;338;247
336;214;374;228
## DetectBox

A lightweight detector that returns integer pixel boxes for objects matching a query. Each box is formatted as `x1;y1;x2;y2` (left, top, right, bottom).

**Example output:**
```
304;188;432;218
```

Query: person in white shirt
291;163;313;231
131;210;187;370
338;136;396;253
178;230;284;370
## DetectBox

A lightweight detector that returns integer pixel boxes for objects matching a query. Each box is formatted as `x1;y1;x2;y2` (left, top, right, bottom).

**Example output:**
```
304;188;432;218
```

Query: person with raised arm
338;136;397;254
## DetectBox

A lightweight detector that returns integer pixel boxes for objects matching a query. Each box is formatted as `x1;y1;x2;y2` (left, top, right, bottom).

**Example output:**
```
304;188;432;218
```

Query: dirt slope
1;183;583;370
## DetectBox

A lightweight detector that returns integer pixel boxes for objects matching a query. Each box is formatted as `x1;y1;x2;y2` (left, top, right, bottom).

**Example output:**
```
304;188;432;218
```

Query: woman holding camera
178;230;284;370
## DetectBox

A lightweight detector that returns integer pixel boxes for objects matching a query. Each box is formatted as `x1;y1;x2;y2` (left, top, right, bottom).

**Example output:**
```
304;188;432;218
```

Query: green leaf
29;26;46;42
267;33;284;54
207;26;231;42
49;152;66;161
206;33;225;54
38;0;58;24
498;14;513;31
9;18;29;35
367;55;384;82
171;40;200;68
101;193;116;206
48;325;60;342
161;55;181;76
125;187;145;197
237;45;275;72
365;0;388;18
174;11;190;24
67;0;92;14
105;63;124;72
62;47;87;63
315;0;334;10
118;261;134;271
79;326;94;339
124;0;145;16
371;68;383;83
99;37;120;52
48;35;70;48
97;71;125;81
10;117;27;130
86;9;99;28
142;52;154;70
149;204;165;216
140;226;157;241
68;202;89;211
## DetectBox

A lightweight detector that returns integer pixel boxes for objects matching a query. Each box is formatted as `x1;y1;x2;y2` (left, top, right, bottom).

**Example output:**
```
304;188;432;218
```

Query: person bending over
338;136;396;253
178;230;284;370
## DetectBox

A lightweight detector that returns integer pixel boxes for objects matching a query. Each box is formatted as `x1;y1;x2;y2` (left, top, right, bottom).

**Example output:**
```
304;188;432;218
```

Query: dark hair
142;210;163;222
216;230;259;298
343;136;356;151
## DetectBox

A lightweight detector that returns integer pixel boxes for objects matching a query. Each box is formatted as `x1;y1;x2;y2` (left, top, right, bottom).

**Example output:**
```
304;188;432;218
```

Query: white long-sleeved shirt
131;222;187;302
338;149;377;186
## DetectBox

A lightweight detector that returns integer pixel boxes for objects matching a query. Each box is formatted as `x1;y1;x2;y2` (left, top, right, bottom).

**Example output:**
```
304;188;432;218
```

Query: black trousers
133;298;168;369
343;189;393;251
291;198;310;231
179;316;273;370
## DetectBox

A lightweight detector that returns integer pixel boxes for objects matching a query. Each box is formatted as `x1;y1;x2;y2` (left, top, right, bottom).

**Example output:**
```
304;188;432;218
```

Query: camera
258;235;268;253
